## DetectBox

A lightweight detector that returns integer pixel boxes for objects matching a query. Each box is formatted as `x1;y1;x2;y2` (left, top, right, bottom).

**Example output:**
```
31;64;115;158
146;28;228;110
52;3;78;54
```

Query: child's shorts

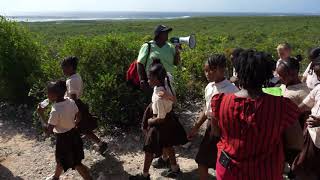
55;128;84;171
195;125;219;169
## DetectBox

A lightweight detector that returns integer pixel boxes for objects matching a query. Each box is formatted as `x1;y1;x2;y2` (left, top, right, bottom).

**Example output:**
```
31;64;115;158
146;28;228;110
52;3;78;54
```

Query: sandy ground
0;102;218;180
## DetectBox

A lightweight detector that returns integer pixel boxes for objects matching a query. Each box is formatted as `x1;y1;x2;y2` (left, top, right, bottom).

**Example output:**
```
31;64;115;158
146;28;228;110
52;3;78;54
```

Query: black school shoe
129;174;151;180
161;168;181;178
152;157;170;169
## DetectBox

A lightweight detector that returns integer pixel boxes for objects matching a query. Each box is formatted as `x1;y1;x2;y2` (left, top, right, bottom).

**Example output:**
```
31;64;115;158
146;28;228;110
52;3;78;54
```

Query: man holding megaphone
137;25;181;93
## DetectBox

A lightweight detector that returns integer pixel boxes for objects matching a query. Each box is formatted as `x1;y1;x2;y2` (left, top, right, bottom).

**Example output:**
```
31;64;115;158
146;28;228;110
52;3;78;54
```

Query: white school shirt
205;79;239;116
65;73;83;99
303;63;320;90
280;83;310;106
48;98;79;133
152;86;173;119
302;84;320;148
273;59;283;79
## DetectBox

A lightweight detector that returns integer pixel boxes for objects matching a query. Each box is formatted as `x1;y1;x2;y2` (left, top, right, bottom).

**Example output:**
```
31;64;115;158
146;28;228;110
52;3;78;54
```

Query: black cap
154;25;172;38
309;47;320;60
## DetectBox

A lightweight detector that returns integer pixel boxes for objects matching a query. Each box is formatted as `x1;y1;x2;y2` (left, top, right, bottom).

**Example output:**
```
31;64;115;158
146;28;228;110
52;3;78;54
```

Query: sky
1;0;320;15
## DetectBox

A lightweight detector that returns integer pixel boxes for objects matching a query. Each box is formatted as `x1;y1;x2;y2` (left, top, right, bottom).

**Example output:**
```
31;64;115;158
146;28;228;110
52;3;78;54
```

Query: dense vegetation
1;16;320;126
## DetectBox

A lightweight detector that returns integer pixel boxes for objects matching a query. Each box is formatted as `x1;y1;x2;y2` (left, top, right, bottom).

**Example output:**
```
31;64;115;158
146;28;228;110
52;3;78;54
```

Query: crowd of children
36;43;320;180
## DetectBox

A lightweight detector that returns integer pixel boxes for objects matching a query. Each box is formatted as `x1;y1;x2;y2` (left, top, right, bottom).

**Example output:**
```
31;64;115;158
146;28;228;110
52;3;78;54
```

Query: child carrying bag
126;42;151;89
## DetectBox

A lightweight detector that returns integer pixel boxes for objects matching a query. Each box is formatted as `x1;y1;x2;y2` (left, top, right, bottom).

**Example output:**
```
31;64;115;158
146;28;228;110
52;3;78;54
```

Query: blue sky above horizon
1;0;319;15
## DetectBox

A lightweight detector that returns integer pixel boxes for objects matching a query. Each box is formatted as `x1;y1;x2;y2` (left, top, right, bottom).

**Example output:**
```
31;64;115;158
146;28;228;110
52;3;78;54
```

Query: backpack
126;42;151;88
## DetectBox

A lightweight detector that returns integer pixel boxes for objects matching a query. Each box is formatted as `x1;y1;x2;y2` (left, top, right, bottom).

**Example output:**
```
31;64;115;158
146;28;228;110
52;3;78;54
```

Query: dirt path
0;103;218;180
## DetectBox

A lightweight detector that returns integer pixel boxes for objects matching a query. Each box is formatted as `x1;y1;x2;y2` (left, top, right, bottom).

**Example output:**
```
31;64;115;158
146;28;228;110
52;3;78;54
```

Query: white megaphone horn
170;34;196;49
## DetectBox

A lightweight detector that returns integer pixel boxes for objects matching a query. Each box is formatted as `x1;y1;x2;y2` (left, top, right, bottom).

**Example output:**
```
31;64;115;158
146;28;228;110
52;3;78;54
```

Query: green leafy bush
58;35;147;126
0;17;43;103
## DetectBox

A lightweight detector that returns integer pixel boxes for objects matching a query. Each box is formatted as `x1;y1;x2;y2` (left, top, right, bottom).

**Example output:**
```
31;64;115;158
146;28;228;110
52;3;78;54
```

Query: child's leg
143;152;154;176
163;147;179;170
198;164;209;180
162;150;169;160
84;131;101;144
75;163;92;180
52;163;63;179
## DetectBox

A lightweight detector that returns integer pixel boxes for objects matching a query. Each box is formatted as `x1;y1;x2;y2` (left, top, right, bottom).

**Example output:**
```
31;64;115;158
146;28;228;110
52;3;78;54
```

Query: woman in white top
37;80;92;180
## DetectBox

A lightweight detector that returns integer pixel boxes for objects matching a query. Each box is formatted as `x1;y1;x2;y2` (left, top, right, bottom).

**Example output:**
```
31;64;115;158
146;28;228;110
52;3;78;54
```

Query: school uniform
48;98;84;172
66;73;97;134
195;79;239;168
292;84;320;178
303;63;320;90
142;86;188;157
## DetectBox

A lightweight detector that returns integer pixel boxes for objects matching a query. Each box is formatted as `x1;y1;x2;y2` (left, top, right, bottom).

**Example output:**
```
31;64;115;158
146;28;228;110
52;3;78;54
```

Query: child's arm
46;124;54;135
211;117;221;137
74;112;81;127
148;117;166;126
158;90;177;103
147;99;169;126
37;105;48;128
298;103;311;113
188;107;207;140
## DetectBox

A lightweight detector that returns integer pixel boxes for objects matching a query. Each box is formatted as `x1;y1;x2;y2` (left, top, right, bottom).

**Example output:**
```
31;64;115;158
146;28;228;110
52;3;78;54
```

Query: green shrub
58;35;147;126
0;17;43;103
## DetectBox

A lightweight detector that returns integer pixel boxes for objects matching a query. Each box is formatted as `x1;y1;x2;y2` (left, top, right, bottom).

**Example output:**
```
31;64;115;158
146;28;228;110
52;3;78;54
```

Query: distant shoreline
3;11;320;22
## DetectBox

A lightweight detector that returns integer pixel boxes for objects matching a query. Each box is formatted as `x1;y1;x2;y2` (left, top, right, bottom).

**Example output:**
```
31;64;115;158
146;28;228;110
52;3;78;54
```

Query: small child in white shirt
130;63;188;180
61;56;107;155
37;80;92;180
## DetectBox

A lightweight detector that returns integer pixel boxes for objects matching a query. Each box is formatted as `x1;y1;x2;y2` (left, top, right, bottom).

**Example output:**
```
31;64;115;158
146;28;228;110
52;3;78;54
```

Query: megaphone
170;34;196;49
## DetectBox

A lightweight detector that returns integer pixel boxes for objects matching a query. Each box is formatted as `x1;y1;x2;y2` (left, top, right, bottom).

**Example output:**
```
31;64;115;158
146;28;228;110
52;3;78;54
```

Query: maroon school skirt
195;125;219;169
74;99;98;134
142;104;188;157
55;128;84;172
292;129;320;179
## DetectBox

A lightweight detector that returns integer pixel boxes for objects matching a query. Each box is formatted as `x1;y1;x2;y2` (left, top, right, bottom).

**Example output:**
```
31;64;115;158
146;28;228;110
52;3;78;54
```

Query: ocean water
4;11;319;22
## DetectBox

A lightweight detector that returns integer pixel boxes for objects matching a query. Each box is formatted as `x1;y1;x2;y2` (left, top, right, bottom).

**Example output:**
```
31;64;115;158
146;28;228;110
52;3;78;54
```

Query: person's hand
307;115;320;128
175;44;182;52
187;126;199;140
158;91;170;100
43;127;50;135
140;80;149;91
37;104;45;114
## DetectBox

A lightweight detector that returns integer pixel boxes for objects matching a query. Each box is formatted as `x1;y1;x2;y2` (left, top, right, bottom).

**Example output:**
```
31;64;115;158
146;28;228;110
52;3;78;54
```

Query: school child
293;51;320;180
270;43;293;85
37;80;92;180
302;47;320;90
129;63;188;180
229;48;244;86
188;54;238;180
276;43;292;68
61;56;108;154
277;56;309;106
